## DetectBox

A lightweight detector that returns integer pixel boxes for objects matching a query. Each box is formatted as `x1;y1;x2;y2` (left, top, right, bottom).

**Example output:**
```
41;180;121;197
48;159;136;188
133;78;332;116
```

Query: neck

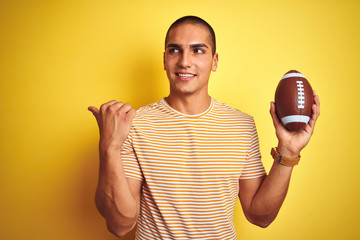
165;92;212;115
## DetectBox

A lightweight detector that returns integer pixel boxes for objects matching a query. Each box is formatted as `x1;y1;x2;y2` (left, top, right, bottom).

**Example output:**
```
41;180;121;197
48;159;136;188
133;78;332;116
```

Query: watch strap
271;147;300;167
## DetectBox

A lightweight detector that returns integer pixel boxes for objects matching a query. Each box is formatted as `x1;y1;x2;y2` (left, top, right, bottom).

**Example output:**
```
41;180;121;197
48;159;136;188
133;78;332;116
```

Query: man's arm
88;101;142;237
95;149;142;237
238;160;293;228
238;93;320;228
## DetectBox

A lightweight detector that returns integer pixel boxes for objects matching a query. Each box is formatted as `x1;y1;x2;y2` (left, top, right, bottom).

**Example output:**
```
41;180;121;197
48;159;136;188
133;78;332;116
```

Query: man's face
164;23;218;97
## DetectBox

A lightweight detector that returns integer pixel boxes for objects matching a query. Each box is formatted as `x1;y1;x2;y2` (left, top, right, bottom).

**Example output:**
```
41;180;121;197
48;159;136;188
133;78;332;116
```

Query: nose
177;50;192;68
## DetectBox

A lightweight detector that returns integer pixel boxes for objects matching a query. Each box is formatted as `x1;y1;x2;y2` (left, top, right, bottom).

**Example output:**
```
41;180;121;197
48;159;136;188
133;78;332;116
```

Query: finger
125;108;137;123
118;103;133;116
107;101;125;114
100;100;118;114
313;90;320;116
308;103;318;129
308;94;320;129
314;94;320;114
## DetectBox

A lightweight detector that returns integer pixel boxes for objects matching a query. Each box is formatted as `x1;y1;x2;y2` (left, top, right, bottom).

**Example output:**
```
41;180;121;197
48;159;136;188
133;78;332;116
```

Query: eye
169;48;180;54
193;48;205;54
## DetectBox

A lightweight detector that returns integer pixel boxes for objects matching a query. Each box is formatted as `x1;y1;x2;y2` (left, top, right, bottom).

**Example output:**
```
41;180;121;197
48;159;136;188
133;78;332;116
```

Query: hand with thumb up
88;100;136;153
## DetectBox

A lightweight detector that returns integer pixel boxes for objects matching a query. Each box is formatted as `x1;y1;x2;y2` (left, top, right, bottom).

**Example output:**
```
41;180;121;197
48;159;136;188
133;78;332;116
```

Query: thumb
88;106;100;119
270;101;281;128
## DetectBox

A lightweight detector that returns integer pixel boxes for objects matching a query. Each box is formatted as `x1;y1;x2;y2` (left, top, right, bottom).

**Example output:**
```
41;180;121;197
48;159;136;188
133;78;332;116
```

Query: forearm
248;159;293;227
95;148;138;236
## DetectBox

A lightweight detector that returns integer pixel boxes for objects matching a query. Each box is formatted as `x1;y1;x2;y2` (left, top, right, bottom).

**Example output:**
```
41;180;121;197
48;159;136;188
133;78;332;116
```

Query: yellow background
1;0;359;239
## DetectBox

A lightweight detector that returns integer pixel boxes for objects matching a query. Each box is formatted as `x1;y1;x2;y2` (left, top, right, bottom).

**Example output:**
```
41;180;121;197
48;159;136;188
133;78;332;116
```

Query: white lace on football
296;81;305;109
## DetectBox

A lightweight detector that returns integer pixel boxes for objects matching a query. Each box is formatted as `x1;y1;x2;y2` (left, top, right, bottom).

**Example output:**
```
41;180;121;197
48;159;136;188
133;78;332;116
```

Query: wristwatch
271;147;301;167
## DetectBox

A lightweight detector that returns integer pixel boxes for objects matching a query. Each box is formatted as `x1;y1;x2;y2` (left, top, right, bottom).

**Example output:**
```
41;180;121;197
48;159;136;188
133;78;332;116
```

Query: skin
163;23;218;115
88;101;141;237
88;22;320;236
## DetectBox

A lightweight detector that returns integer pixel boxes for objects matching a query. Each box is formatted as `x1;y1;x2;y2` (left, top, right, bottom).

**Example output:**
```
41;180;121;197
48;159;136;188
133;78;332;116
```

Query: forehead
166;23;211;46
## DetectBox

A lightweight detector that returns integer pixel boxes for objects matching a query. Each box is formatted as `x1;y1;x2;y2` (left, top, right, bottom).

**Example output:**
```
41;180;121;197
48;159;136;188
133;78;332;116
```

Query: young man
88;16;320;239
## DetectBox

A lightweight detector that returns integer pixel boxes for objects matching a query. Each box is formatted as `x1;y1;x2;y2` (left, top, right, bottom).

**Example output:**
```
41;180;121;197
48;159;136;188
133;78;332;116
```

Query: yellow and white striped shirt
121;98;266;240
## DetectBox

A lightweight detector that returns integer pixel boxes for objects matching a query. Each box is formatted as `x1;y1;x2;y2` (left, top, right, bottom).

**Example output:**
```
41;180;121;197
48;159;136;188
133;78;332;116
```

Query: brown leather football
275;70;314;131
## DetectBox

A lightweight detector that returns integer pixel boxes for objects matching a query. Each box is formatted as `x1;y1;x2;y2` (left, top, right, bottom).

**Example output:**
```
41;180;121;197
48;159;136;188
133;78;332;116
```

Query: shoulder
136;101;160;115
133;99;169;121
211;99;255;123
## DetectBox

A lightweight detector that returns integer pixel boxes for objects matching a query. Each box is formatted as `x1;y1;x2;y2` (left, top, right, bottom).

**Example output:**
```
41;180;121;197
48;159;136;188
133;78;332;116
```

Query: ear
211;53;218;72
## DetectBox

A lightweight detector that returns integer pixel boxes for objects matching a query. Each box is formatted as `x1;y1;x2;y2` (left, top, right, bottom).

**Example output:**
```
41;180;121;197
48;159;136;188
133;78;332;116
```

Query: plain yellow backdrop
1;0;359;239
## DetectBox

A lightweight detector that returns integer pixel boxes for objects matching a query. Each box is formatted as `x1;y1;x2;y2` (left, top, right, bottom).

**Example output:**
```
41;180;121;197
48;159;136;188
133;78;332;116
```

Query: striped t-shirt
121;98;266;240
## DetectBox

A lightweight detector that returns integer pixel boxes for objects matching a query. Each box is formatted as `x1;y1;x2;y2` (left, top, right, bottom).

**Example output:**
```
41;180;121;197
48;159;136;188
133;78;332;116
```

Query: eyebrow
166;43;209;49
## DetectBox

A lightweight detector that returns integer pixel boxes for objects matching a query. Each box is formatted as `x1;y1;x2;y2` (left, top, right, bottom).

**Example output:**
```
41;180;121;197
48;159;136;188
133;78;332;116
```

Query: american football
275;70;314;131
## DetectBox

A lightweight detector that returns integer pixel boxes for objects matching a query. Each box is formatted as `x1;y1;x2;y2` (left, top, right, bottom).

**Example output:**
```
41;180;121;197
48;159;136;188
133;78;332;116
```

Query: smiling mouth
176;73;196;78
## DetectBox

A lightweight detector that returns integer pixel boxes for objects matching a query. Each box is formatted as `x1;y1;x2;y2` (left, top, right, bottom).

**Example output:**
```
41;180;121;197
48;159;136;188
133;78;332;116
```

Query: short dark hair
165;16;216;55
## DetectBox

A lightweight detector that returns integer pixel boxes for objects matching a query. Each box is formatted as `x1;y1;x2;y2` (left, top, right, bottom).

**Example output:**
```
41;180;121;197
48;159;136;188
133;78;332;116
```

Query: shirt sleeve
239;118;267;180
121;126;143;181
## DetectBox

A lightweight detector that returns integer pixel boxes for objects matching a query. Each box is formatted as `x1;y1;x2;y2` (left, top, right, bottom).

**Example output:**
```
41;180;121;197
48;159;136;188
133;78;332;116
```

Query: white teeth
178;73;195;77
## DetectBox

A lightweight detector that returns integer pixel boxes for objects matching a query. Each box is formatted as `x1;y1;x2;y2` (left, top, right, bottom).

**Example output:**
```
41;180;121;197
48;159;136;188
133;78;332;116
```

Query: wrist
98;145;123;167
271;147;301;167
276;144;300;158
99;140;123;153
99;145;122;163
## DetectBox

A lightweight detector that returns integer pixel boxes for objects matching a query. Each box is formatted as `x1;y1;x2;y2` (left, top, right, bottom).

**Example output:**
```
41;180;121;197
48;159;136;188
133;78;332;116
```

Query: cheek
198;59;214;73
165;58;176;70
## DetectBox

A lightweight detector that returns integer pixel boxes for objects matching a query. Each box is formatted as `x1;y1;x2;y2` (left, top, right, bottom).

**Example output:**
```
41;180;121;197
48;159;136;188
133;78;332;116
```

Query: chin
171;84;196;95
175;89;196;95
